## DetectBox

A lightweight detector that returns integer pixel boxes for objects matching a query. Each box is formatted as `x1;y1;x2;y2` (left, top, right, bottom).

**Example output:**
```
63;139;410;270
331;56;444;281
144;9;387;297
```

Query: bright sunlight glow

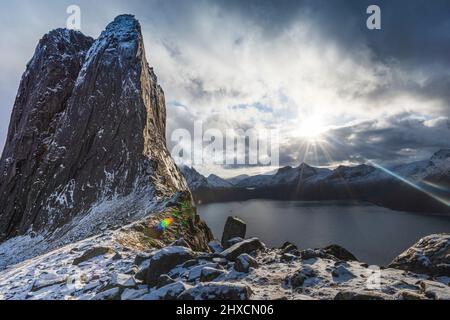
295;115;328;140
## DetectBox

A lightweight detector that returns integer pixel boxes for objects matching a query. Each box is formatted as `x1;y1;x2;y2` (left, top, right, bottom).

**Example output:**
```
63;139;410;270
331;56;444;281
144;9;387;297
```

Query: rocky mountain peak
431;149;450;162
0;16;188;244
297;163;317;176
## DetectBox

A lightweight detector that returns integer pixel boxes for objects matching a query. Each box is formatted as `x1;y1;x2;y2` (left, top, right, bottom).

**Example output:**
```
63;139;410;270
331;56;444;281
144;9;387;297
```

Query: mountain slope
183;150;450;213
0;16;189;253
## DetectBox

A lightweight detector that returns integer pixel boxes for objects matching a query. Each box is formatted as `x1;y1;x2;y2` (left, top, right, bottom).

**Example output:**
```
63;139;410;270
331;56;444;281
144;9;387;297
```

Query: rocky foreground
0;212;448;300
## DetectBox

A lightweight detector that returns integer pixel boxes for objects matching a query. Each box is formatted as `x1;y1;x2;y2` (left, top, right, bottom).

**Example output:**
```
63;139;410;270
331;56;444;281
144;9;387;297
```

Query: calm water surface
198;200;450;265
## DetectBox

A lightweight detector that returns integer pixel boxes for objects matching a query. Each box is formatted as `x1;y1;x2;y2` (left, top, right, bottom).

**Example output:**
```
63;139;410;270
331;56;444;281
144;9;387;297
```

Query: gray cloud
1;0;450;177
279;113;450;168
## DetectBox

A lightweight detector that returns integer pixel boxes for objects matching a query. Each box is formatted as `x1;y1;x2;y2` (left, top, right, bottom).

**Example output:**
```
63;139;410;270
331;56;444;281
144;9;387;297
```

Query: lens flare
157;217;175;232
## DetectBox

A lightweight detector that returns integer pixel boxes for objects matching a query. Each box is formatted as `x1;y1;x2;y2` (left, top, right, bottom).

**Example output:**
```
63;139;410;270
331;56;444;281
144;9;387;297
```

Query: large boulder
178;282;253;300
221;217;246;248
322;245;358;262
200;267;227;282
389;234;450;276
288;265;316;289
31;273;67;292
334;290;388;300
221;238;265;261
72;246;115;265
234;254;259;273
144;246;197;286
140;282;190;300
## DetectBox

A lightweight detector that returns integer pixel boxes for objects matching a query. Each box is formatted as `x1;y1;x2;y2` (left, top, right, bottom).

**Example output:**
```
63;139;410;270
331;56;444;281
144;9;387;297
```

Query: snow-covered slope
392;149;449;181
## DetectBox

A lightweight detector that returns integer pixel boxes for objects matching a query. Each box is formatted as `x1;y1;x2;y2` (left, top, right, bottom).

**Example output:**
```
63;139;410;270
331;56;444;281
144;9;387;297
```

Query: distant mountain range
180;149;450;214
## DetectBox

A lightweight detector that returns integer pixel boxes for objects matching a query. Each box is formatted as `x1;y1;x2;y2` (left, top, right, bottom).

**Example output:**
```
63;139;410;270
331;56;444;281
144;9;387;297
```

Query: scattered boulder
156;274;176;288
212;257;229;266
419;280;450;300
92;287;121;300
280;242;294;250
221;238;265;261
134;252;153;266
323;245;358;262
171;238;191;249
225;237;244;249
289;266;317;288
281;253;297;262
389;234;450;276
221;217;246;248
135;259;152;281
234;254;259;273
200;267;227;282
178;282;253;300
144;246;197;286
334;290;388;300
208;240;223;253
180;259;199;269
331;265;356;282
141;282;190;300
104;273;136;290
299;249;319;260
397;290;426;300
121;288;149;300
31;273;67;292
282;243;298;254
73;247;116;265
188;263;221;282
112;252;123;261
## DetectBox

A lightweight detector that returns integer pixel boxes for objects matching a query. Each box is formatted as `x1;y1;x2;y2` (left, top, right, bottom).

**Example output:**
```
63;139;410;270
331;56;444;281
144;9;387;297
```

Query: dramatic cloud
0;0;449;177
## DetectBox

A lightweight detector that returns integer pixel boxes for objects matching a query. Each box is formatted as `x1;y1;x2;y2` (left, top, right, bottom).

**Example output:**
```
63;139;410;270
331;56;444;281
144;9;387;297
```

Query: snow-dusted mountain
0;15;190;262
393;149;450;182
226;174;249;185
186;150;449;190
179;166;209;190
207;174;234;188
179;166;233;190
182;150;450;213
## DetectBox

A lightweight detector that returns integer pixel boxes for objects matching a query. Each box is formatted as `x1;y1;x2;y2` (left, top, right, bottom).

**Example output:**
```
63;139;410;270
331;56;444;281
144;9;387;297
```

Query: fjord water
198;200;450;265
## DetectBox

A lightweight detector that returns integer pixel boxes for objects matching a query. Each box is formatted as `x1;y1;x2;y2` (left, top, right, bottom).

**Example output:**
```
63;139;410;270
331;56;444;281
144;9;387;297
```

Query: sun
295;115;327;140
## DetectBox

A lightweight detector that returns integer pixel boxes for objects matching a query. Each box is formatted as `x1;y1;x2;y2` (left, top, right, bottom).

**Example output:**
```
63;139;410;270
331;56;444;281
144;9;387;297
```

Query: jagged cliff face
0;15;189;241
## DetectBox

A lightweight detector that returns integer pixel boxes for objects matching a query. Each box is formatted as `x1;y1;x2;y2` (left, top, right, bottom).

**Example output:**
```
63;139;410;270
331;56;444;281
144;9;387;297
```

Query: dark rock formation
322;244;358;262
0;15;189;241
334;290;388;300
221;237;265;261
389;233;450;276
234;253;259;273
178;282;253;300
72;246;115;265
221;216;246;248
143;246;197;286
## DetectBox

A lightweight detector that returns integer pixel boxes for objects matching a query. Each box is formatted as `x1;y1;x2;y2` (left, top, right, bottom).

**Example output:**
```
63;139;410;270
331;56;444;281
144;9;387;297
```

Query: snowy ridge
184;149;450;190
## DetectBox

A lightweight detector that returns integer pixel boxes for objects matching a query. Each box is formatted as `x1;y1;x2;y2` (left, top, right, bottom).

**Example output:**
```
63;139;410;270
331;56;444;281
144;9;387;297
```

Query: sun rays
289;129;450;208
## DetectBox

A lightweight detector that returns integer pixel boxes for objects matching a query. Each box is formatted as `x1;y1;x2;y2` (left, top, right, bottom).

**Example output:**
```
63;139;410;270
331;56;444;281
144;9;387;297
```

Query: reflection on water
198;200;450;265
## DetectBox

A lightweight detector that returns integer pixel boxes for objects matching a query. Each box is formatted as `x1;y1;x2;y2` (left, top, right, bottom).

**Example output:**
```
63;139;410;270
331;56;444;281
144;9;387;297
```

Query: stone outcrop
221;216;246;248
389;233;450;276
0;15;189;242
